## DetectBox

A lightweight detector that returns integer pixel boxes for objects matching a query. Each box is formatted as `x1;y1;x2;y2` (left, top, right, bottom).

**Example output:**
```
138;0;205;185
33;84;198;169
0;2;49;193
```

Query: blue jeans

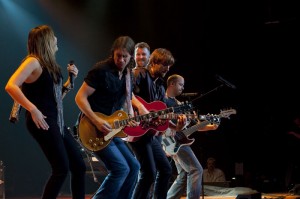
167;145;203;199
129;135;172;199
92;137;140;199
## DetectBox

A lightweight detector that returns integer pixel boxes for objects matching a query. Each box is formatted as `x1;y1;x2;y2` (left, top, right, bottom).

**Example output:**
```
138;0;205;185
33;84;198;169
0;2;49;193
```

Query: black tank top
22;69;57;120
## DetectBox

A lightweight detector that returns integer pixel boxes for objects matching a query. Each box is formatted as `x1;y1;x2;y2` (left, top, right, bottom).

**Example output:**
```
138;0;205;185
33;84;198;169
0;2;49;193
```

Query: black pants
129;135;172;199
27;117;86;199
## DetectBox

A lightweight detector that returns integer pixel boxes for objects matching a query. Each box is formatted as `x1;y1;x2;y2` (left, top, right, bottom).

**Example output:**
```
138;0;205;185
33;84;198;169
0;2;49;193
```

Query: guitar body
162;131;195;155
78;111;128;152
124;96;170;137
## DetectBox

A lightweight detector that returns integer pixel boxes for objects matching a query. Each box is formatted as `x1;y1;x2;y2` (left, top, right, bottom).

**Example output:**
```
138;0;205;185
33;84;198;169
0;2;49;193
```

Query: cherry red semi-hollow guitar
123;96;193;138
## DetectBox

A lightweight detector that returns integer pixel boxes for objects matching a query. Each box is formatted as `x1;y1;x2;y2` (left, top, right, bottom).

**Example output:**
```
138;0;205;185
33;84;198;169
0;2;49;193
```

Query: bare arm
5;57;49;130
131;93;149;115
75;82;112;134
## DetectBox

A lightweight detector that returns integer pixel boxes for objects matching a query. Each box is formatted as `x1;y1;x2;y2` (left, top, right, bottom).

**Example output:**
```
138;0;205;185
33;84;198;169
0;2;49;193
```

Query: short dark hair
148;48;175;69
135;42;150;52
167;74;183;87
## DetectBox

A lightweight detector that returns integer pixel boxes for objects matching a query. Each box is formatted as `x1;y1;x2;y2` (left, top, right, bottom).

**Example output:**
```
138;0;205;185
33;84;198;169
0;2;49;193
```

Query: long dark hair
110;36;135;69
27;25;62;83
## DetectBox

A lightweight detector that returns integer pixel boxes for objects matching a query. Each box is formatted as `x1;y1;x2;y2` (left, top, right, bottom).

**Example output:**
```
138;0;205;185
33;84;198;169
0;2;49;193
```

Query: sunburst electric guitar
78;96;193;152
161;108;237;155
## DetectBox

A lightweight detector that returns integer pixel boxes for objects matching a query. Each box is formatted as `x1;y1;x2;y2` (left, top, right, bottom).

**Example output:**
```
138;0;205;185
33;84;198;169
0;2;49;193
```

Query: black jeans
27;118;86;199
129;135;172;199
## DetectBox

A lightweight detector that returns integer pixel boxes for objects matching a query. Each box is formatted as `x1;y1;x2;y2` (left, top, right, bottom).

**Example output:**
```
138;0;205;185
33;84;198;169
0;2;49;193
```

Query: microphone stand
68;126;100;185
191;84;224;103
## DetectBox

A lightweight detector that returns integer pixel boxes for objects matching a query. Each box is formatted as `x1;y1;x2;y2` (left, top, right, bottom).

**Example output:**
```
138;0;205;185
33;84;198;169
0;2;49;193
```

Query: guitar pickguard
78;111;127;152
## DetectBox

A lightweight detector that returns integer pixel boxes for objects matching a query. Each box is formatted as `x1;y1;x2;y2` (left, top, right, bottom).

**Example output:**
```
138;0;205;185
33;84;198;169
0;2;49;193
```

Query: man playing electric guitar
75;36;149;199
127;48;188;199
162;109;236;156
164;74;219;199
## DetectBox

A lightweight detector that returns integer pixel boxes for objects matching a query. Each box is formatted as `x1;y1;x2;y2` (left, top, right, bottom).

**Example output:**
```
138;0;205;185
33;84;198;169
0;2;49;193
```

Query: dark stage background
0;0;299;197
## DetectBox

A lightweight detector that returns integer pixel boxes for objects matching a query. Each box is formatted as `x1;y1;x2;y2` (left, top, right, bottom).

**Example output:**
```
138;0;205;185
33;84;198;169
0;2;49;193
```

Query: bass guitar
78;96;192;152
161;109;236;155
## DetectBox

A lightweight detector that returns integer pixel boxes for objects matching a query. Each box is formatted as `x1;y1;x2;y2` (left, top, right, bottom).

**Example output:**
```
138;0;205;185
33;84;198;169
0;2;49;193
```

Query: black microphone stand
191;84;224;103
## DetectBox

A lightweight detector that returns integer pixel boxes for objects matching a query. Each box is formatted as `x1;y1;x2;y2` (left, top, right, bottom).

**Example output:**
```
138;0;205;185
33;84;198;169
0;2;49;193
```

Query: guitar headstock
219;108;237;119
198;108;237;123
205;114;221;124
173;101;193;114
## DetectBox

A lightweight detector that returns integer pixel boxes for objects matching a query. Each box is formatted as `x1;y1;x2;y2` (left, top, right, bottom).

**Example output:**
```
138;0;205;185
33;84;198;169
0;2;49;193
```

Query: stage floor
7;196;94;199
7;193;300;199
181;193;300;199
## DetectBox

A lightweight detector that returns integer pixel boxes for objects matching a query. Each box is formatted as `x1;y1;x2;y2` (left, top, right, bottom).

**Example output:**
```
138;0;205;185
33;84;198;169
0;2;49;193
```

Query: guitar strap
122;68;136;142
125;67;134;116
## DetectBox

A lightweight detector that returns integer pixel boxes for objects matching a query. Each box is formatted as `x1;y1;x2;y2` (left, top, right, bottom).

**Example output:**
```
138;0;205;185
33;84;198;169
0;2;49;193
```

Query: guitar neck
182;120;211;137
133;106;175;122
181;109;236;137
159;113;197;120
160;113;213;120
133;95;193;122
114;106;174;127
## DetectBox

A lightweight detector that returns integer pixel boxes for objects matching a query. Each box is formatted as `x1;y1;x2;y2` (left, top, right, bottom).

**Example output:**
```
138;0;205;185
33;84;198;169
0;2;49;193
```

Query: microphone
180;93;198;97
69;60;74;89
216;74;236;89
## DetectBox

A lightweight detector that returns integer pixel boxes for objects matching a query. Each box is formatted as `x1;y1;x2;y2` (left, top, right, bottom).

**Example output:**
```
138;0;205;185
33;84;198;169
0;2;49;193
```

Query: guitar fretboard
135;107;174;122
159;113;197;120
114;107;175;128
